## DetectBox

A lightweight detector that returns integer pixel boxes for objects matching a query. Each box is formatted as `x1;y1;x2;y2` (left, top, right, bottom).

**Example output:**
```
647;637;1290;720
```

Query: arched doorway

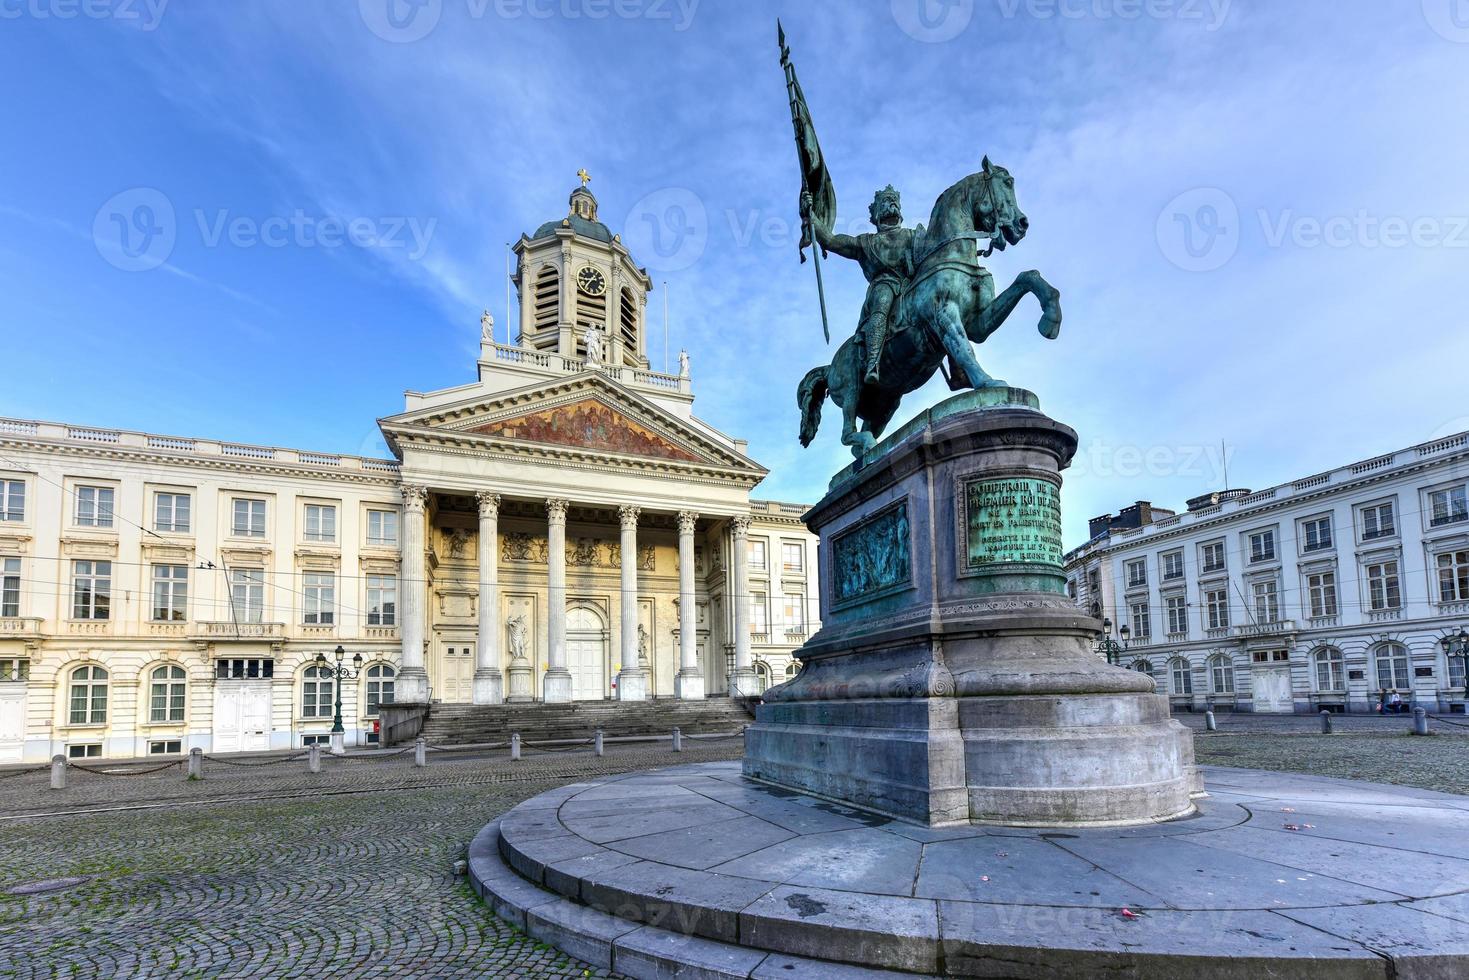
567;604;607;701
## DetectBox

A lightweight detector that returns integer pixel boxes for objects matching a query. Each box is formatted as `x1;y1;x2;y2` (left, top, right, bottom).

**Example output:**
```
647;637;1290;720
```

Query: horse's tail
797;366;829;447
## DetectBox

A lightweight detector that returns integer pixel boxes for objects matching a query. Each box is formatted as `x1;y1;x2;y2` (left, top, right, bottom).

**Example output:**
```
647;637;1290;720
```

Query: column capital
731;515;752;537
676;511;699;535
476;491;502;519
545;498;569;524
401;485;429;513
618;505;641;530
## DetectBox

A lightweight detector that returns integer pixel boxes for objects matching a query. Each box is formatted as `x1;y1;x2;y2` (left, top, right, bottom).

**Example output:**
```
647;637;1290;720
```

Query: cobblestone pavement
1195;732;1469;796
0;740;744;980
1175;709;1469;734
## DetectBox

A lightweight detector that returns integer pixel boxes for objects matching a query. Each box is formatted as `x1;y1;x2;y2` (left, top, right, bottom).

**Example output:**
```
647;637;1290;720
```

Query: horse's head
972;156;1028;255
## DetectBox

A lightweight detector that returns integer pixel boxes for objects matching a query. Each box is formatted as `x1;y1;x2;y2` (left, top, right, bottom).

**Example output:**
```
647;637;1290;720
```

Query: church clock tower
511;171;654;369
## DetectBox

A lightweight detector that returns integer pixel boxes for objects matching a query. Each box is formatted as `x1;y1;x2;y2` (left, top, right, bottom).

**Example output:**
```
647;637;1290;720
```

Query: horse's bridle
975;172;1001;258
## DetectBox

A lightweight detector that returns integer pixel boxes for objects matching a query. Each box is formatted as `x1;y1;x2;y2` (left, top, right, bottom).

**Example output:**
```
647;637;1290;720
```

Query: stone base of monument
743;388;1198;827
470;762;1469;978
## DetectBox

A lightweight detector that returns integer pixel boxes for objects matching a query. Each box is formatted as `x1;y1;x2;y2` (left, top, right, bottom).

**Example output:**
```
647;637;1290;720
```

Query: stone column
675;511;704;700
473;491;503;705
729;515;757;697
543;498;572;703
397;485;431;703
616;505;648;701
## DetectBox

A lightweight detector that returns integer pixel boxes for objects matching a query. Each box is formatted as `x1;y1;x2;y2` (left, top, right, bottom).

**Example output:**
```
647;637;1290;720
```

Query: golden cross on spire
577;168;591;187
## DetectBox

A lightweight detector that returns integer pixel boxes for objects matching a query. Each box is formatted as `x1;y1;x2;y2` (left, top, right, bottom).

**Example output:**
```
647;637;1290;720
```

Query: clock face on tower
575;266;607;296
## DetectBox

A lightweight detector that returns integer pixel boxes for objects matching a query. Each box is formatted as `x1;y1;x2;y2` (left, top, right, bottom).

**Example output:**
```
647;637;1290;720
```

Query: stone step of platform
419;697;754;744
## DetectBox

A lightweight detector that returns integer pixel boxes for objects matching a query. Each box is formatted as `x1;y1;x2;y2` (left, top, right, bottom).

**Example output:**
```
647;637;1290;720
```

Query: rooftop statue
778;23;1064;460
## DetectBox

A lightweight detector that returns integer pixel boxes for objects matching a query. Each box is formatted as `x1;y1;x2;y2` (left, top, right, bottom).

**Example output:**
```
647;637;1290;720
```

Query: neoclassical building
0;180;819;761
1065;432;1469;714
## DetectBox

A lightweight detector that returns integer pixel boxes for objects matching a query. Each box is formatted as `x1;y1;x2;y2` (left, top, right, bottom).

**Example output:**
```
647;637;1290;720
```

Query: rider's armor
855;187;918;385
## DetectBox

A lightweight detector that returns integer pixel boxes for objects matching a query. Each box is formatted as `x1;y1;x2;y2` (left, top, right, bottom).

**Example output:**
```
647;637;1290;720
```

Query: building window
301;666;334;718
1088;569;1100;592
229;569;266;624
782;593;805;631
68;665;108;725
1;557;18;617
1165;595;1187;635
1161;551;1184;581
232;498;267;538
149;665;186;723
75;486;115;528
1430;485;1469;528
1209;655;1236;694
1301;516;1332;552
1374;643;1411;691
154;492;191;533
365;664;395;716
0;480;24;522
1247;529;1276;564
303;573;335;625
304;503;337;543
1438;551;1469;603
151;564;189;622
1204;588;1229;630
68;743;102;759
72;560;111;620
215;658;274;679
0;657;31;682
1170;657;1193;695
1360;501;1395;540
1132;659;1154;676
1307;571;1338;618
367;574;397;626
748;539;767;570
1366;560;1402;611
1129;601;1151;639
367;510;399;547
148;739;182;755
1125;559;1147;588
750;593;769;635
1252;579;1280;623
1451;653;1467;691
781;542;804;573
301;734;332;747
1200;541;1226;574
1313;648;1345;691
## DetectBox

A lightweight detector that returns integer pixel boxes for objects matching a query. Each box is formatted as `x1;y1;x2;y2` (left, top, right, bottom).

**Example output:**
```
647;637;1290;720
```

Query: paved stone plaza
0;740;745;979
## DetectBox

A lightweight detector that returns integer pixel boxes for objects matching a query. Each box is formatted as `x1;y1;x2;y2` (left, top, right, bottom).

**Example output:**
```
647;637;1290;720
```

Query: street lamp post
1095;617;1131;666
1440;628;1469;701
316;645;364;756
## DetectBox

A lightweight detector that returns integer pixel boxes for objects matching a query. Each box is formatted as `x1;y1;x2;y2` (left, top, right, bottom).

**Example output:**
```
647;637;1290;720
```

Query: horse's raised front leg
1021;270;1063;339
970;271;1062;343
936;302;1004;389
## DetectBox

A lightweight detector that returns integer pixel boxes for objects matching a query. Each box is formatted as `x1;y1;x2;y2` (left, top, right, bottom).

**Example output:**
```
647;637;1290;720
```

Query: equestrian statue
779;23;1064;461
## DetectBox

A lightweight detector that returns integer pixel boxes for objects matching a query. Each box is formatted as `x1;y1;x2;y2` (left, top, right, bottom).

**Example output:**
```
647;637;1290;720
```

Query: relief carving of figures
570;537;600;567
639;544;656;571
502;532;548;563
445;528;472;560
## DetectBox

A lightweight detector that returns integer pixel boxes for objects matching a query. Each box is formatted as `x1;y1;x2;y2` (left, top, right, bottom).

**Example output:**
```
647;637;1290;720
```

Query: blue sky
3;0;1468;547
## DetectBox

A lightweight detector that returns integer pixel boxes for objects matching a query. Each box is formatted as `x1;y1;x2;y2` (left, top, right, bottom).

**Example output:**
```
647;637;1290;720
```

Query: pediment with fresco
469;398;702;463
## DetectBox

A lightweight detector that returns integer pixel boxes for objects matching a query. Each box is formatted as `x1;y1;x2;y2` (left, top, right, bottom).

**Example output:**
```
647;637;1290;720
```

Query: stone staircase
417;697;755;745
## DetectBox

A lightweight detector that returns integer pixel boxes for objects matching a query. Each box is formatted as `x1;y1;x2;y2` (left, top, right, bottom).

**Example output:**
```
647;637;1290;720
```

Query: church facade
0;181;818;762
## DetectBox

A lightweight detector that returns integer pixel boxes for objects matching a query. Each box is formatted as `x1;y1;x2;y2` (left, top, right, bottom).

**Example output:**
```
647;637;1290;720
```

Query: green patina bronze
964;477;1064;569
779;24;1064;463
831;501;911;607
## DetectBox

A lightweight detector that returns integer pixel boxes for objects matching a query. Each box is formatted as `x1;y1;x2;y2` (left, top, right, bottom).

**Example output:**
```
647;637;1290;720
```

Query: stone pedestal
744;388;1199;827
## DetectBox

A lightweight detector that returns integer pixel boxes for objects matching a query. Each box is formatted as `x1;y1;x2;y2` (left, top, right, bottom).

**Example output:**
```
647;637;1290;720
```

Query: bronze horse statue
797;159;1062;460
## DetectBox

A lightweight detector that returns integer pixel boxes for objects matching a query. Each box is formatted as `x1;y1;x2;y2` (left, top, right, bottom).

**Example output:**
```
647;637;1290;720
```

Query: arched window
365;664;396;717
1169;657;1193;695
531;265;559;338
1312;647;1345;691
301;666;334;719
754;661;771;694
68;665;108;725
1374;643;1411;691
1131;659;1154;676
785;661;801;679
149;665;186;723
619;286;638;358
1209;655;1236;695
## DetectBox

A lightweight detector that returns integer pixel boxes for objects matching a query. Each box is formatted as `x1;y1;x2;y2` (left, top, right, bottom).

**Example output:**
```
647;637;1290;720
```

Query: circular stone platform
469;762;1469;978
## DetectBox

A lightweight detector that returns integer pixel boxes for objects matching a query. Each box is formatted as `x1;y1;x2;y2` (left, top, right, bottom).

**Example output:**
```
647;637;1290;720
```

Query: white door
214;682;271;752
567;606;606;701
436;643;474;703
1253;667;1293;713
0;687;24;762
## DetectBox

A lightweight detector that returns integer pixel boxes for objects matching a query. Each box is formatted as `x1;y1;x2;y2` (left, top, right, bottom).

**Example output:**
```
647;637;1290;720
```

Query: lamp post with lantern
315;645;364;756
1095;617;1131;666
1440;627;1469;702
